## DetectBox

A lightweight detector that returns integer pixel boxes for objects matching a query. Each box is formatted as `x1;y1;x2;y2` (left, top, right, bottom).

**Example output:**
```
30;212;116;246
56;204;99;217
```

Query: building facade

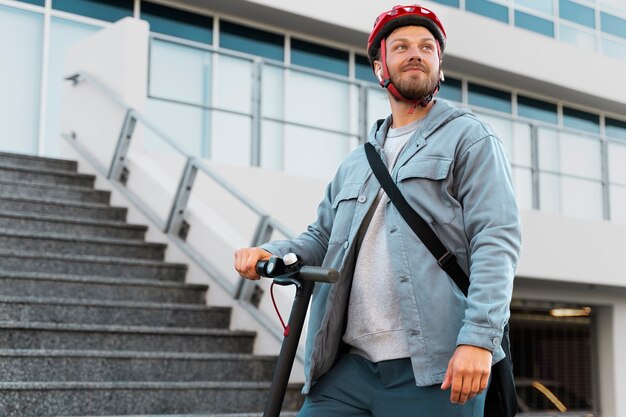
2;0;626;416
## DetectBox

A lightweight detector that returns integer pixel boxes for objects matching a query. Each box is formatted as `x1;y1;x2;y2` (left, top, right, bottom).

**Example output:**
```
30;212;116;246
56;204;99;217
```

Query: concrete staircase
0;152;301;417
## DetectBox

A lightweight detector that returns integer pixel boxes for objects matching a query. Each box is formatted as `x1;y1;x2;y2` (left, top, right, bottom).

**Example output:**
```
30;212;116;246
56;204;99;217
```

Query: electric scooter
255;253;339;417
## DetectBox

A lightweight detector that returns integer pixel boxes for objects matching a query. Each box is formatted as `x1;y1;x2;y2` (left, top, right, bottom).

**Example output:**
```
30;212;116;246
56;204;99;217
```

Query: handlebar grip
299;266;339;284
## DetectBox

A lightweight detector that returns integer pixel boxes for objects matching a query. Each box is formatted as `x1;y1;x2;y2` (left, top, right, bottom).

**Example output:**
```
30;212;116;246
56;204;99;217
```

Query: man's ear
373;61;383;81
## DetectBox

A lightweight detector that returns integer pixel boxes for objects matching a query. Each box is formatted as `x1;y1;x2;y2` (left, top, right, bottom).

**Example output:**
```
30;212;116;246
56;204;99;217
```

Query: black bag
365;142;517;417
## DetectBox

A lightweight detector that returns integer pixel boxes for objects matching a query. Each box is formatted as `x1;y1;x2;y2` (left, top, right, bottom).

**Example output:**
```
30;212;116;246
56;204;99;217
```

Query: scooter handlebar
256;257;338;284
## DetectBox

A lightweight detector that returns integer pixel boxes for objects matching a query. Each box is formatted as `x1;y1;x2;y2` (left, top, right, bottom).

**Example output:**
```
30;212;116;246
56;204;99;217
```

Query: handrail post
251;58;263;167
108;109;137;184
165;158;198;237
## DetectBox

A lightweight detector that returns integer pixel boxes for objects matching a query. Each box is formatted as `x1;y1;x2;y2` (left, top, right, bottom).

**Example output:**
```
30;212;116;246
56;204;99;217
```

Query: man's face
378;25;441;100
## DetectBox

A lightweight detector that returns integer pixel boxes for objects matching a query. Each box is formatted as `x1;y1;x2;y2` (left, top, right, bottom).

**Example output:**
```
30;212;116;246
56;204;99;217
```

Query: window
431;0;460;7
16;0;45;5
355;54;377;83
291;38;348;76
468;83;512;113
606;117;626;140
220;20;284;61
518;95;557;124
439;77;462;102
515;10;554;36
559;24;596;51
52;0;133;22
466;0;509;23
559;0;595;28
563;107;599;134
601;12;626;39
602;36;626;60
141;1;213;45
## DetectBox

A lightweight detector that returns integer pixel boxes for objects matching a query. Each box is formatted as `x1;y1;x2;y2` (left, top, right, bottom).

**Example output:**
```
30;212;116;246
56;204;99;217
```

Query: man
234;4;522;416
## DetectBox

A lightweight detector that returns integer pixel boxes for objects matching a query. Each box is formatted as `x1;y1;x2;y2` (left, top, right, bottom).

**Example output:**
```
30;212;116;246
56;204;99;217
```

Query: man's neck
389;98;434;128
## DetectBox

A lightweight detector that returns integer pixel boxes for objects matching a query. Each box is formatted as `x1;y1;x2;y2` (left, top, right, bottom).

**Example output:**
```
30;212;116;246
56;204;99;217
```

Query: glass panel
513;167;533;210
45;17;100;157
219;20;283;61
610;185;626;224
212;113;251;166
439;77;462;103
355;54;377;83
513;121;533;167
367;87;390;128
52;0;133;22
431;0;460;7
559;0;595;28
466;0;509;23
215;54;253;114
149;39;211;106
517;95;557;124
601;36;626;60
141;1;213;44
538;127;560;172
260;120;283;171
538;128;601;179
145;98;206;157
559;23;597;52
283;126;350;179
286;70;349;132
468;83;512;113
515;10;554;36
291;38;349;76
563;107;599;134
601;12;626;39
261;64;284;119
515;0;554;15
608;142;626;185
0;5;43;155
606;117;626;140
540;173;603;220
17;0;45;5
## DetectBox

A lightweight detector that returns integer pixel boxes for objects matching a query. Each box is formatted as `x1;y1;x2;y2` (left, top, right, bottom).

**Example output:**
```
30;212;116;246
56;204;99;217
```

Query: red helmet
367;4;447;109
367;4;447;63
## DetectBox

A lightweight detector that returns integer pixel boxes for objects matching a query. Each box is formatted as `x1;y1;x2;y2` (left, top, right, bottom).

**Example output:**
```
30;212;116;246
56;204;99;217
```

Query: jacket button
411;330;420;337
492;337;500;347
390;227;398;234
400;276;408;283
343;241;349;249
357;195;367;203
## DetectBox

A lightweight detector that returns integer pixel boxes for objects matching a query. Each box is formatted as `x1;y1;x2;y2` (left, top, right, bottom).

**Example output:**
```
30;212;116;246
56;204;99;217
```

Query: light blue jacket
262;99;522;394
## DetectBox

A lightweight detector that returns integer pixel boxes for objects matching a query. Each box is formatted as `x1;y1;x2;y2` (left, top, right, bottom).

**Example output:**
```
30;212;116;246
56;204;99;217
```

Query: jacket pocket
396;157;455;224
329;181;362;245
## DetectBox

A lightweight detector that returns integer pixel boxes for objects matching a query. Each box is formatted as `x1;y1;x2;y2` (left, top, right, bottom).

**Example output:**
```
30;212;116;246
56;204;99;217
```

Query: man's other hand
440;344;492;404
234;247;272;280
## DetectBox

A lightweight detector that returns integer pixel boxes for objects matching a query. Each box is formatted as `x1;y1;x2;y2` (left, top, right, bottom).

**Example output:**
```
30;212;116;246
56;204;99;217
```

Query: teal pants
298;353;486;417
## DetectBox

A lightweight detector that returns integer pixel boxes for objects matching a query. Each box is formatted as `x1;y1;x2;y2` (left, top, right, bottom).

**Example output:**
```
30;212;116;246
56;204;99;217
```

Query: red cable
270;282;290;337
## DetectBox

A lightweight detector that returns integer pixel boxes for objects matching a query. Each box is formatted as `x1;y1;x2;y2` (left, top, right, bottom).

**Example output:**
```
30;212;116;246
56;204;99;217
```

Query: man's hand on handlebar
234;247;273;280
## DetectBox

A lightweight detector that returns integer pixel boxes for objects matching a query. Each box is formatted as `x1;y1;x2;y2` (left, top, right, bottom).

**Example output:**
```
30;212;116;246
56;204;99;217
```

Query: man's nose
407;45;422;61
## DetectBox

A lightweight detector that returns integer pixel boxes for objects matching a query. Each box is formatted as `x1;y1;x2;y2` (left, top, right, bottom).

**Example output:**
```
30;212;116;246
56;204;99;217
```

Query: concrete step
0;151;78;172
0;163;95;187
0;250;187;281
0;211;147;239
0;322;255;353
0;178;110;204
0;229;165;259
0;381;303;417
0;296;229;328
0;196;127;221
0;349;276;382
0;272;207;304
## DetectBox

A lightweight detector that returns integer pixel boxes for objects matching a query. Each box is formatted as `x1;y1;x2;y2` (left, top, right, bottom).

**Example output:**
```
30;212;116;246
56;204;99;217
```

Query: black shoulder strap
364;142;470;297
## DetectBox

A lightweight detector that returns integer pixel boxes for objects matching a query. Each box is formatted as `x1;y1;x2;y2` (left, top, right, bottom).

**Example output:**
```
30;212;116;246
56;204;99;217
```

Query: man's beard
391;66;439;101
